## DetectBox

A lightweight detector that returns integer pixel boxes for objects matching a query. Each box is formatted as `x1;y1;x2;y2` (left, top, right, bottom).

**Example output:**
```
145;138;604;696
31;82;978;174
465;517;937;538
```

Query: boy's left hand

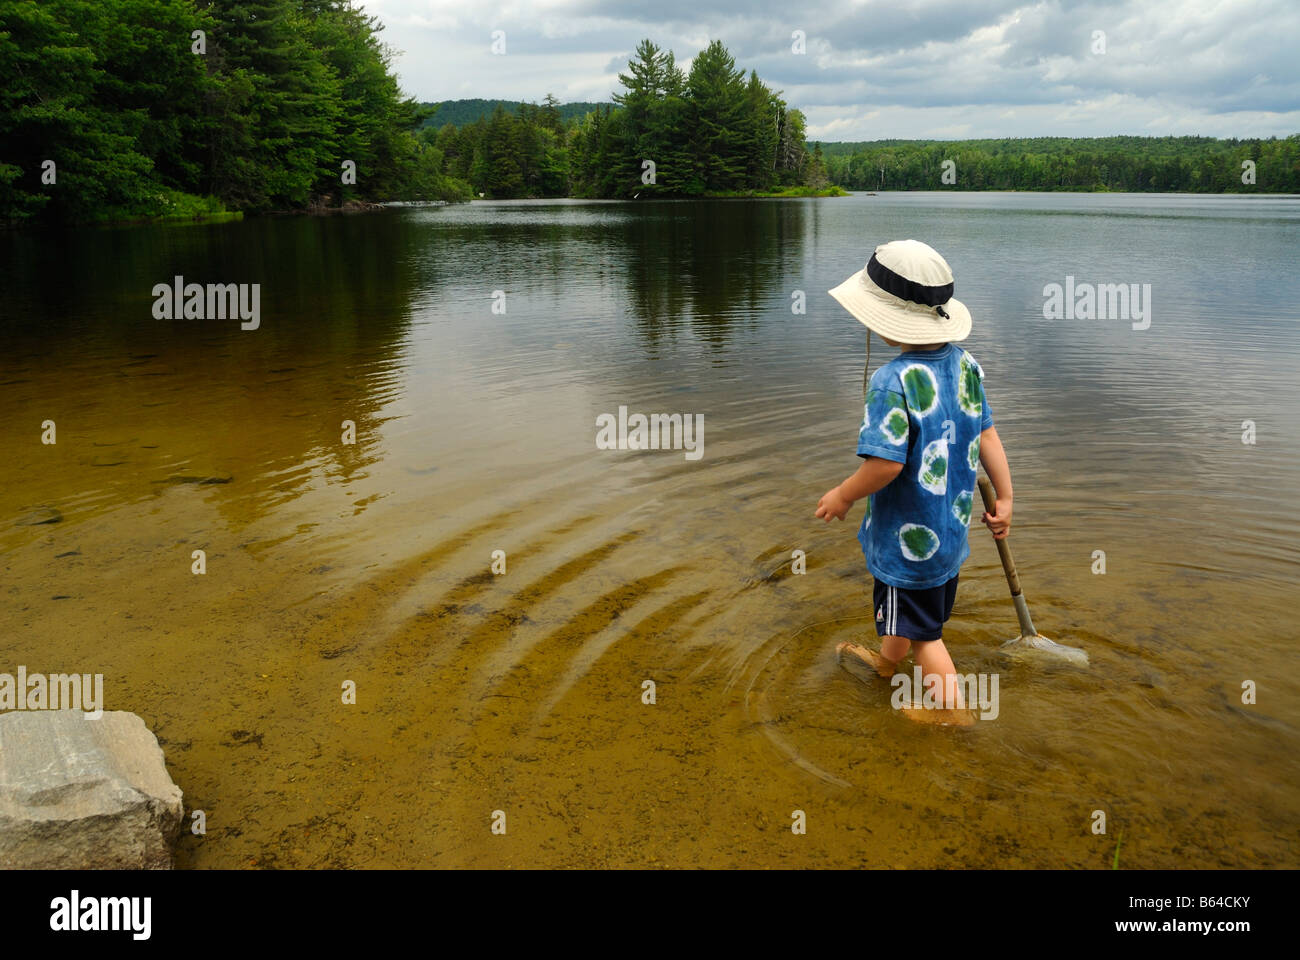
982;498;1013;539
815;486;852;522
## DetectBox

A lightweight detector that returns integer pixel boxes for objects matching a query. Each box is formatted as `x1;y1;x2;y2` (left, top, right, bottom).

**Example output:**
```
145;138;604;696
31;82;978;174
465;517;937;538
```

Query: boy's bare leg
905;637;975;725
837;635;909;677
880;634;910;664
913;638;963;706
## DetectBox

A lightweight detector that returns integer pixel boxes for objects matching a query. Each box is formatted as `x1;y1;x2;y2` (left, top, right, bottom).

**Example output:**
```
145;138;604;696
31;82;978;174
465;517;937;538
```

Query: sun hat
828;239;971;344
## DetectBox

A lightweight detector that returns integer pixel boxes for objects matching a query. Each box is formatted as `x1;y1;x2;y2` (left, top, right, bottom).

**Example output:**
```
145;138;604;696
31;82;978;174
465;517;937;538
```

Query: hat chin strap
862;330;871;400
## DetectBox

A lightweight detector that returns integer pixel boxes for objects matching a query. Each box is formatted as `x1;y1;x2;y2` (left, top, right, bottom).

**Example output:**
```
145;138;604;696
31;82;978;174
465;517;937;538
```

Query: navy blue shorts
873;575;959;642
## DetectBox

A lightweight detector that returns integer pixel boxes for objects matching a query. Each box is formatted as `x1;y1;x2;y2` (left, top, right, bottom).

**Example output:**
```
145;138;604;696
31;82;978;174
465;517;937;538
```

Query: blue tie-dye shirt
856;344;994;590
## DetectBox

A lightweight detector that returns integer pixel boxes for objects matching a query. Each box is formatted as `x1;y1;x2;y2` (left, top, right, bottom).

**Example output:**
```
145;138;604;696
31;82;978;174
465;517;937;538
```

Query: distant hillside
815;136;1252;156
818;134;1299;192
421;98;616;128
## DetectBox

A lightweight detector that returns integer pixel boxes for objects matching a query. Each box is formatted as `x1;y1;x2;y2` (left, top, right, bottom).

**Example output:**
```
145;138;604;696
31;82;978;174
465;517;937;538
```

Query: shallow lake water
1;191;1297;867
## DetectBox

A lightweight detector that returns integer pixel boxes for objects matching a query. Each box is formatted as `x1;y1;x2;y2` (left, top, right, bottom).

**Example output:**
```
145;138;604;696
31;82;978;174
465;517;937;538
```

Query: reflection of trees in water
0;199;816;526
618;199;809;351
0;214;422;525
396;199;811;356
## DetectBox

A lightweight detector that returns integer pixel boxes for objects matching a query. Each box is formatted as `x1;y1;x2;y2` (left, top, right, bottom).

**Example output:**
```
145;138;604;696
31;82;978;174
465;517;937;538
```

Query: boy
815;240;1013;723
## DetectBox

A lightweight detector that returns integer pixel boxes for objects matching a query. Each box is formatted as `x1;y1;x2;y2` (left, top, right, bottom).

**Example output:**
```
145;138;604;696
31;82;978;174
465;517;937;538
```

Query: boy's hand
982;498;1012;540
815;485;852;523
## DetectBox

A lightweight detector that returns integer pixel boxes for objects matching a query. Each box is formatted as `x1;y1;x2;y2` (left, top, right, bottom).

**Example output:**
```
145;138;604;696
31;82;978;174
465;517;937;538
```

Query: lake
1;191;1297;867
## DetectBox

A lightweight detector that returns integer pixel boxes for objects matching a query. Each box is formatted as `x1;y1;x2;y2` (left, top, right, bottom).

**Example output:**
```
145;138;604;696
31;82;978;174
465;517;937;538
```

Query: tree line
431;40;830;199
0;0;472;224
822;136;1300;193
419;98;615;129
4;2;1294;225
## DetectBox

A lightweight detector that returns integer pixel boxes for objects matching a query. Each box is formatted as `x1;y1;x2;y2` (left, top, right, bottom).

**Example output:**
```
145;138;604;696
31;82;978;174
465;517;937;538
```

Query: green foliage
0;0;205;221
0;0;470;223
120;188;235;222
684;41;750;192
419;98;615;128
824;136;1300;193
437;39;824;199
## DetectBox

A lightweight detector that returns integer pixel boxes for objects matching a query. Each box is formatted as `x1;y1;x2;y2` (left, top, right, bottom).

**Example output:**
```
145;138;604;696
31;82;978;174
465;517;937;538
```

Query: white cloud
361;0;1300;138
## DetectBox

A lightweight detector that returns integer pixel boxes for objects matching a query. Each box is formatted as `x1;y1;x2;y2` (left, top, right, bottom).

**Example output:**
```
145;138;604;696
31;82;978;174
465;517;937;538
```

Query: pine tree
684;41;749;191
204;0;341;210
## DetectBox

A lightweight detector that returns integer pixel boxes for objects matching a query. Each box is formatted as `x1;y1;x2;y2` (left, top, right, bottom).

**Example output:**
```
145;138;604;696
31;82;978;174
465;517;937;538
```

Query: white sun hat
828;239;971;344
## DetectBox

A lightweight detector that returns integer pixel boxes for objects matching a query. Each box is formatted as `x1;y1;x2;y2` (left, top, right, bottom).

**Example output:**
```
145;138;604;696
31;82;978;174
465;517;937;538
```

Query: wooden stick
977;475;1022;598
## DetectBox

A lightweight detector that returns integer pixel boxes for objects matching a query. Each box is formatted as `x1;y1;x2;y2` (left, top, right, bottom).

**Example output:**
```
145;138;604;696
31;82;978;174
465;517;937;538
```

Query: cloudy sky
359;0;1300;140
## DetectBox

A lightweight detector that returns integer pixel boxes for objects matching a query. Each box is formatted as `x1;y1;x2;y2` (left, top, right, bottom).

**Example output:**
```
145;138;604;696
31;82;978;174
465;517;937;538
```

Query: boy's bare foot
836;641;897;678
899;703;977;726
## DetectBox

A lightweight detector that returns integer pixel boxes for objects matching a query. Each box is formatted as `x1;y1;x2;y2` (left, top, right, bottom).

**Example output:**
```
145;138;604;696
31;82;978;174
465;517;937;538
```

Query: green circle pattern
899;523;940;561
901;365;939;418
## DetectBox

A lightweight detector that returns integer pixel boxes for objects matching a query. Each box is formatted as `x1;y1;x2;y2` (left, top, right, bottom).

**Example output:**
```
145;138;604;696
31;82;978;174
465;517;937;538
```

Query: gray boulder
0;711;184;869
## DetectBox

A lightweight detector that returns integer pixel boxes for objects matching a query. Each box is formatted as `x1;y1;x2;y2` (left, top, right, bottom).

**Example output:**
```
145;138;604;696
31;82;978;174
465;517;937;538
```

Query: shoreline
9;187;1299;230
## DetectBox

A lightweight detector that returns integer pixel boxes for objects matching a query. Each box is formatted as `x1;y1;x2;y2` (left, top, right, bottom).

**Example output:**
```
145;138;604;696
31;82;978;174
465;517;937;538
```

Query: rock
15;506;60;525
15;505;61;526
0;711;184;869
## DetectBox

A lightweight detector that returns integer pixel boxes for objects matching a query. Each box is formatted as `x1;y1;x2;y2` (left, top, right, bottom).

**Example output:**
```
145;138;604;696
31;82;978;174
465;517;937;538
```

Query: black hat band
866;253;954;315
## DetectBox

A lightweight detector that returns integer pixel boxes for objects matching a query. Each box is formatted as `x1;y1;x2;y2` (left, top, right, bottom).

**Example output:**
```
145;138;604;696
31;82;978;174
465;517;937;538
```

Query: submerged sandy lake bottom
1;193;1297;867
